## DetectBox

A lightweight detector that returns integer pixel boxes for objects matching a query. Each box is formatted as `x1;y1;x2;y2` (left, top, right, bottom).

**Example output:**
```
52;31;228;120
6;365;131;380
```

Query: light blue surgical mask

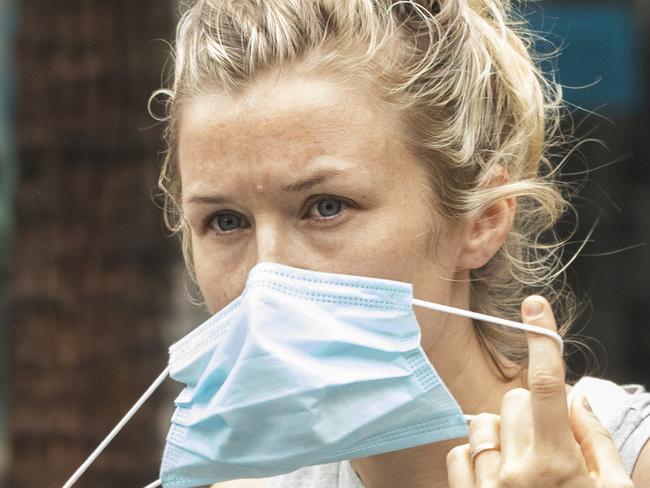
63;262;562;488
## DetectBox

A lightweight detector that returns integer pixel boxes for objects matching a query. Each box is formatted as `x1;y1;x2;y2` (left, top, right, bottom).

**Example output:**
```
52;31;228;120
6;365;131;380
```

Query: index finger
522;295;572;448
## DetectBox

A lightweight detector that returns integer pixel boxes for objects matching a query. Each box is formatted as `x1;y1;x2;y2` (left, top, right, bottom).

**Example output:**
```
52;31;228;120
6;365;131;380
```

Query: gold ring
470;442;501;463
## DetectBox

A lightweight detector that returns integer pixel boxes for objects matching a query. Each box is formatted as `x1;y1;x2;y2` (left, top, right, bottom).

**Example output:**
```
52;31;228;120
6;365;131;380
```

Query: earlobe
456;178;517;271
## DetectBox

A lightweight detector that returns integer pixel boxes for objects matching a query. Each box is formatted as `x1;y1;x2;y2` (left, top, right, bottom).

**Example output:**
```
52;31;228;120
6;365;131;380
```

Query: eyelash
204;196;352;235
303;195;350;222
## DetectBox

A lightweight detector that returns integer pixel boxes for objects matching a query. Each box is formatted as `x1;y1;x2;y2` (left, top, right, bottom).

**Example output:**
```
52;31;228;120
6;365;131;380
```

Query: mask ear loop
62;366;170;488
411;298;564;356
412;299;563;426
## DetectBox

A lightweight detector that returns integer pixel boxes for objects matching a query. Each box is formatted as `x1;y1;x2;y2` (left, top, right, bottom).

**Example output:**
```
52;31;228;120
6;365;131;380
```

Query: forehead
177;73;408;183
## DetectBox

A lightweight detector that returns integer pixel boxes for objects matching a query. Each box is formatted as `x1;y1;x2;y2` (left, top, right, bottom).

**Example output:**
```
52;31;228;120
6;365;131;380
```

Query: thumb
570;394;630;481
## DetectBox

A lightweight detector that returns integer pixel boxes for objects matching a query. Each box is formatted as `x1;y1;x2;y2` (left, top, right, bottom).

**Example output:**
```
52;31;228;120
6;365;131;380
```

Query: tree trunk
7;1;176;486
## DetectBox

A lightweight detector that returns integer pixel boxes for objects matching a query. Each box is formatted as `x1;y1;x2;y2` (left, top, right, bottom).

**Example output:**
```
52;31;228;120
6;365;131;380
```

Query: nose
241;216;313;279
253;218;293;267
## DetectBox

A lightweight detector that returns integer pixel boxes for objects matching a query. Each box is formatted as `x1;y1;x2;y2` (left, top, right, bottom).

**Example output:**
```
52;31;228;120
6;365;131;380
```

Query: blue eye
210;213;246;232
316;198;343;217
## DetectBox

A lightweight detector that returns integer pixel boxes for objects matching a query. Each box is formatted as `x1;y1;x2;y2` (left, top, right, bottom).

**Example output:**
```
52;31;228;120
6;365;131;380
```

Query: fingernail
582;396;593;413
524;299;544;317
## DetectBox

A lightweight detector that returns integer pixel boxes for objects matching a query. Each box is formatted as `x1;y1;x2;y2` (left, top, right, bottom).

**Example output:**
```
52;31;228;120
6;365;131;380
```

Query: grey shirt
267;376;650;487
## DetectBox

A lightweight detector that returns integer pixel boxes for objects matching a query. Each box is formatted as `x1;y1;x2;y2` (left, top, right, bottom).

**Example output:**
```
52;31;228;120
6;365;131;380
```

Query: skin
447;300;640;487
177;70;645;487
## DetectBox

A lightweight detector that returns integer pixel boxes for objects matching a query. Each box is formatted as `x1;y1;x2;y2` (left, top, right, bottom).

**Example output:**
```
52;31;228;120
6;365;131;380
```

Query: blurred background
0;0;648;486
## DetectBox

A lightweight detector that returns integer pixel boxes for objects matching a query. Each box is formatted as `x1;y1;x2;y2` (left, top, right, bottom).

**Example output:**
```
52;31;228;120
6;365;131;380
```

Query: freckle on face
178;72;460;330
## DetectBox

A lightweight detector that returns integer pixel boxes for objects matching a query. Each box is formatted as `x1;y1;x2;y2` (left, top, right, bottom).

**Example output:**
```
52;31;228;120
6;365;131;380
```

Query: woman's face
178;72;470;347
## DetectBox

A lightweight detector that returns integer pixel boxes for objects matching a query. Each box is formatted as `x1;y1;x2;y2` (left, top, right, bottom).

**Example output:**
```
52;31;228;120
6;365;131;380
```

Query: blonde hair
151;0;584;378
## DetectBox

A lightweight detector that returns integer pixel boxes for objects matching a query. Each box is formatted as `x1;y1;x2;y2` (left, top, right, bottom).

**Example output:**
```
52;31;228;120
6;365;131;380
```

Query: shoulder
569;376;650;482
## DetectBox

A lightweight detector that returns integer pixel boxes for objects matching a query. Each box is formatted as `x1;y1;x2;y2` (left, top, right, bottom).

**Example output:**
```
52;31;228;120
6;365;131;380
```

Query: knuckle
475;412;498;423
533;451;580;481
523;451;591;486
528;372;565;399
477;481;499;488
503;387;530;405
498;463;525;488
469;412;499;433
469;412;498;428
446;445;469;466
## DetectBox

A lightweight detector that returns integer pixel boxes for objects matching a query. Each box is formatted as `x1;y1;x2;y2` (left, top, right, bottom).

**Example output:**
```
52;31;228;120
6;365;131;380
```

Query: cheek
192;259;219;313
192;241;249;314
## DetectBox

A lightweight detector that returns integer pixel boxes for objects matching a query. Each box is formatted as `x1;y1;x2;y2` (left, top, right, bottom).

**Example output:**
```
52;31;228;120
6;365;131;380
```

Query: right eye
207;212;250;234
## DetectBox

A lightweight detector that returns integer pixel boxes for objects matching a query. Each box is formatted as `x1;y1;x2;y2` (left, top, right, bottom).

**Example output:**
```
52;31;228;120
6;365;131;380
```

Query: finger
500;388;534;460
446;444;476;488
468;413;501;485
570;394;631;484
523;295;572;448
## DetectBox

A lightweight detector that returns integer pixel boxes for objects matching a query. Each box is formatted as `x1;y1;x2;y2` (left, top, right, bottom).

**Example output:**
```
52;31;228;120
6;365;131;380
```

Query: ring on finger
470;441;501;464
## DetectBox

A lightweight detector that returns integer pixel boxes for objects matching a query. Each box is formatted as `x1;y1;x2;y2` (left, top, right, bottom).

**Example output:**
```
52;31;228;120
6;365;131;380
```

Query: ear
456;167;516;270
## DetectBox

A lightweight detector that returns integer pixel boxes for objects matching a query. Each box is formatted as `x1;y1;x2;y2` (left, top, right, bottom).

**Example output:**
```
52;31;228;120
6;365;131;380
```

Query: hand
446;295;635;488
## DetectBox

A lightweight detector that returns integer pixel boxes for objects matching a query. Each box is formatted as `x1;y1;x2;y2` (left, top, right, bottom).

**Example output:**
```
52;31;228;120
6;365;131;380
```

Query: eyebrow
281;169;343;192
184;169;345;206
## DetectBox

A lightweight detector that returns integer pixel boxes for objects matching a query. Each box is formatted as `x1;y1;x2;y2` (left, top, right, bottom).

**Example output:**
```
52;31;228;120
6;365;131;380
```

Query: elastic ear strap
411;298;564;356
62;366;171;488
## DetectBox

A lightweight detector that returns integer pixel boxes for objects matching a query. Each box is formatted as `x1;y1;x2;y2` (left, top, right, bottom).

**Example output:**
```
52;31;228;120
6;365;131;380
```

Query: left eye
307;197;346;219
